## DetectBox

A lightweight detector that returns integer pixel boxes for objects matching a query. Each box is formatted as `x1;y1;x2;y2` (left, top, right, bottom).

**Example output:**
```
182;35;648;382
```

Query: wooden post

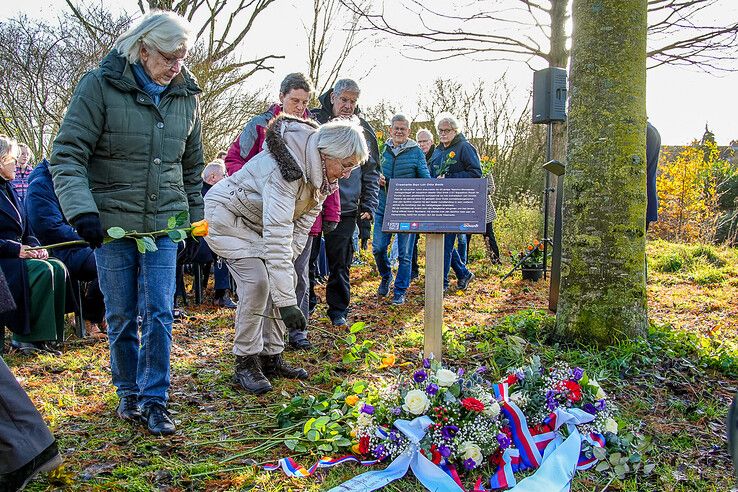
424;233;444;361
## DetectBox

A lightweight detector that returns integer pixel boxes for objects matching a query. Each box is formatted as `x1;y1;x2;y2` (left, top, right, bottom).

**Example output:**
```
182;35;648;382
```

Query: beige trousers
226;257;285;356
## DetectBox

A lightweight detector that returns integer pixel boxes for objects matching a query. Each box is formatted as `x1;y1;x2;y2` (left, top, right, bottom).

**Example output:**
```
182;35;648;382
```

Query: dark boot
260;353;308;380
234;355;272;394
141;403;176;436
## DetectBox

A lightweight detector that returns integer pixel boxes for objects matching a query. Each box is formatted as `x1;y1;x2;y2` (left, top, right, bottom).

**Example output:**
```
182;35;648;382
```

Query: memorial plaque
382;178;487;233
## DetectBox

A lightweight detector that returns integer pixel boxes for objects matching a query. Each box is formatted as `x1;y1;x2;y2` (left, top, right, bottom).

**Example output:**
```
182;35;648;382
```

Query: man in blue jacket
429;113;482;292
646;121;660;229
312;79;380;326
25;159;105;333
374;115;431;305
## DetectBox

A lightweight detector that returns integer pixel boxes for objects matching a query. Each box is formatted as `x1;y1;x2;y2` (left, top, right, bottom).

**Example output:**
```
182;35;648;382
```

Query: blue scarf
132;63;167;106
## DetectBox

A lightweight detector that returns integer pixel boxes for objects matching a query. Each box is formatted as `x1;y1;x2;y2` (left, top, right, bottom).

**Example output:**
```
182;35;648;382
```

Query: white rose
403;389;431;415
483;400;501;418
436;369;458;387
458;442;483;466
509;392;524;405
589;378;607;400
605;418;618;435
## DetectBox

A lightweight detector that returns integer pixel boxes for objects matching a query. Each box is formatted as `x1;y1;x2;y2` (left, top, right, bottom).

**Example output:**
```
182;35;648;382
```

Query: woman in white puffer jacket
205;114;368;395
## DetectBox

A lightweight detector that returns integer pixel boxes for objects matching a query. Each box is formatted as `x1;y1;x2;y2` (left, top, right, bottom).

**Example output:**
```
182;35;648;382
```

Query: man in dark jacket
26;159;106;332
646;121;661;229
311;79;380;326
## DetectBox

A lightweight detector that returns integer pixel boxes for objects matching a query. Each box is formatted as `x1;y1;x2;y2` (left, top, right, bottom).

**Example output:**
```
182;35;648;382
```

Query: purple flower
361;403;375;415
463;458;476;471
476;366;488;374
373;444;386;458
497;433;511;449
545;390;559;411
595;399;607;412
571;367;584;381
391;406;402;416
426;383;439;396
439;444;452;458
389;430;400;442
457;368;465;377
583;403;597;415
414;370;428;383
441;425;459;440
423;358;431;369
516;370;526;381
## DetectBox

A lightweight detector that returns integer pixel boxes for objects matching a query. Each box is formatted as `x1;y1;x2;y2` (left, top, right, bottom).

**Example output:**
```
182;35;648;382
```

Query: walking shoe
116;395;142;422
391;292;406;305
141;403;176;436
0;440;62;491
331;316;347;327
234;355;272;394
214;295;237;308
10;341;41;355
457;272;475;291
261;353;309;380
377;275;392;297
289;338;313;351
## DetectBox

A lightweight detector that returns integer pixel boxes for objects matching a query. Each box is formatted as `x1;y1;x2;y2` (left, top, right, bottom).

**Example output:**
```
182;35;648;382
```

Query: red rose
461;397;485;412
564;380;582;402
359;435;370;454
505;374;518;385
430;444;442;465
489;450;504;468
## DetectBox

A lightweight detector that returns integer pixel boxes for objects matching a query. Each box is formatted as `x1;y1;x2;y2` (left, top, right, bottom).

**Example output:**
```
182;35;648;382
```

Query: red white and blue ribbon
263;455;379;478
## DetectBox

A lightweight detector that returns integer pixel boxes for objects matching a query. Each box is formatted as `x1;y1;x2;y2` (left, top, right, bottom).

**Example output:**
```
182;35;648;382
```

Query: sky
9;0;738;146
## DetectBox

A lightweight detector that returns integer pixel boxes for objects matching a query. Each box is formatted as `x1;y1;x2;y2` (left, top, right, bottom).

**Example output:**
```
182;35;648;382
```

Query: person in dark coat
429;113;482;292
646;121;661;228
411;129;436;279
311;79;380;326
0;135;68;355
0;272;63;491
25;159;106;334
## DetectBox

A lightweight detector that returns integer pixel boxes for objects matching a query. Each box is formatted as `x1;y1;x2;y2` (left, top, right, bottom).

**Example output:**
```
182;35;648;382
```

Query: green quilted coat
50;50;204;233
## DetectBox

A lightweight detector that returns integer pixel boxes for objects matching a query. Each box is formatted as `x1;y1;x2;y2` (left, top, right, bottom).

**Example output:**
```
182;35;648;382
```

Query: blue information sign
382;178;487;233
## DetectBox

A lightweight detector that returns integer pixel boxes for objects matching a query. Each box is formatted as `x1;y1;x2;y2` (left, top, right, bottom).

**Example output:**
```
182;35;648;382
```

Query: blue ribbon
327;416;464;492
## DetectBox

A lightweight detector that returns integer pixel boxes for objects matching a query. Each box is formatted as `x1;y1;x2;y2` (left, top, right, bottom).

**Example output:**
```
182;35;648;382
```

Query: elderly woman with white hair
429;113;482;293
50;11;204;435
205;115;368;395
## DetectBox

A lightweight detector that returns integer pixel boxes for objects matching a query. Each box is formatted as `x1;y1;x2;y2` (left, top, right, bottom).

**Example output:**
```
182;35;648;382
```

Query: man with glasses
373;115;430;305
312;79;380;327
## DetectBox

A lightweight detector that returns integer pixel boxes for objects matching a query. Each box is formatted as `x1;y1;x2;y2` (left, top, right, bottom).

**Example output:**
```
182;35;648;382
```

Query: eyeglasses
157;49;186;68
438;128;455;135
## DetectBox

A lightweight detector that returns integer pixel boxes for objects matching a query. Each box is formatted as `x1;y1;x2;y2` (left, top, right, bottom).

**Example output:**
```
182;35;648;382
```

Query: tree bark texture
556;0;648;345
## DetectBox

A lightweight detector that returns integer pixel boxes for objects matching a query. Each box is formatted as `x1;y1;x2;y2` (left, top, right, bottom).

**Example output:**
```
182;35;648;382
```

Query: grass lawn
5;238;738;491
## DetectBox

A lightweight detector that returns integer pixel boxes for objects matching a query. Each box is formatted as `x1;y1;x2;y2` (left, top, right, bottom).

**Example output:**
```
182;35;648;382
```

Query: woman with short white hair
50;10;204;436
205;115;368;395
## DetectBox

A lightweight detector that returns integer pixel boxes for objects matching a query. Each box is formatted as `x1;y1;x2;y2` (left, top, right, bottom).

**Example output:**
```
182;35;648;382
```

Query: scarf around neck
132;63;167;105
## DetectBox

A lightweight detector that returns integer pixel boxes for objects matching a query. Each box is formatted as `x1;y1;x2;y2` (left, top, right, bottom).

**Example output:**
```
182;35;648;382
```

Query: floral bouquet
503;355;617;436
508;240;545;269
434;150;456;178
349;357;512;472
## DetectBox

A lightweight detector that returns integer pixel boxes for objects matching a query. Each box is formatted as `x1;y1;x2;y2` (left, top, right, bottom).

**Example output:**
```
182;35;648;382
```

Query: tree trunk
555;0;648;345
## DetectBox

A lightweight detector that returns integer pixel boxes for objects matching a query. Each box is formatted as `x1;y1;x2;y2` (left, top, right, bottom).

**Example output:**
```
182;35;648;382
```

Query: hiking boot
0;441;62;491
331;316;347;327
457;272;475;291
391;292;406;305
116;395;142;422
289;338;313;351
377;275;392;297
260;353;308;380
234;355;272;394
141;403;176;436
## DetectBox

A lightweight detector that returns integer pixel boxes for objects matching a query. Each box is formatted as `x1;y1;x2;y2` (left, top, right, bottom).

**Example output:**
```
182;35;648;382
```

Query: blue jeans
457;233;468;263
443;233;471;290
373;212;416;295
95;237;177;408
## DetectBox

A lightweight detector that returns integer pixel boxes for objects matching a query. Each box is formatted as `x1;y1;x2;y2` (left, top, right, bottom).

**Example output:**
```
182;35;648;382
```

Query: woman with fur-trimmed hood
205;114;368;395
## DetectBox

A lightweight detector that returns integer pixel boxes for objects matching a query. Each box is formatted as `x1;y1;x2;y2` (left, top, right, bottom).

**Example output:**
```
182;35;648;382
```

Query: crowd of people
0;10;502;489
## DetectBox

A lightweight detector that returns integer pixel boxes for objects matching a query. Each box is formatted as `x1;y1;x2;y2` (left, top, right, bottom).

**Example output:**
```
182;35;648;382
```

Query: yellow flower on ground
448;151;456;159
345;394;359;406
190;219;209;237
378;354;396;369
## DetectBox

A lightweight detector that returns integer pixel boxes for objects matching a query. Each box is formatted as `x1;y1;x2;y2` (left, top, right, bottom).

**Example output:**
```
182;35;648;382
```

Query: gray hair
391;114;410;126
201;159;226;180
316;118;369;164
280;73;313;96
416;128;433;141
333;78;361;98
114;10;193;65
0;134;18;160
435;112;463;133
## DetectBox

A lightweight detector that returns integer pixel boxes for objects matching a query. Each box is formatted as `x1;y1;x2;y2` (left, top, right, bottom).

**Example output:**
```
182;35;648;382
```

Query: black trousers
324;215;356;321
464;222;501;261
308;235;322;309
0;357;55;473
74;253;105;324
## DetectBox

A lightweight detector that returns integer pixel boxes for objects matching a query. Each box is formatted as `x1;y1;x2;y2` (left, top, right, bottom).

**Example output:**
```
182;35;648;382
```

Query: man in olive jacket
50;11;204;437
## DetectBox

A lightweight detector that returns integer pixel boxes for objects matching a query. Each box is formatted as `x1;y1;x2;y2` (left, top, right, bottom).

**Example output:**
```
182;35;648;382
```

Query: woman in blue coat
429;113;482;292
